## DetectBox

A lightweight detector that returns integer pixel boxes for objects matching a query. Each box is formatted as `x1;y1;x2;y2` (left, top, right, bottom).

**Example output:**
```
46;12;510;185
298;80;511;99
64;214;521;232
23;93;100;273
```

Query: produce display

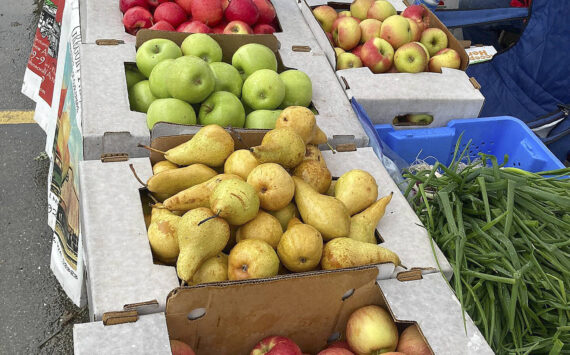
404;143;570;354
141;116;401;285
127;34;313;130
120;0;279;35
313;1;461;73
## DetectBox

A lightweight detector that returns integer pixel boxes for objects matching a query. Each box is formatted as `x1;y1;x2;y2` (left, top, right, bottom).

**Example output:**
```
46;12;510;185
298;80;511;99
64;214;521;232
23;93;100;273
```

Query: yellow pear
349;192;393;244
210;179;260;225
236;211;283;249
293;176;350;240
275;106;316;144
247;163;295;211
152;160;178;174
146;164;217;196
326;179;337;196
293;160;332;194
277;222;323;272
224;149;260;180
334;169;378;215
177;208;230;282
147;204;180;265
163;174;242;212
287;217;303;229
228;239;279;280
321;238;401;270
309;126;328;145
250;128;305;169
191;253;228;285
304;144;327;167
268;203;299;231
164;125;234;167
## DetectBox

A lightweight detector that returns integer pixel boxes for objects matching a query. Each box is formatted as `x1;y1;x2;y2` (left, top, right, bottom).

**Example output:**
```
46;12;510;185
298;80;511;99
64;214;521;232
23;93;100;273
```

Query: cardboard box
80;129;451;320
298;1;485;128
80;0;320;50
73;313;171;355
80;33;367;160
73;270;493;354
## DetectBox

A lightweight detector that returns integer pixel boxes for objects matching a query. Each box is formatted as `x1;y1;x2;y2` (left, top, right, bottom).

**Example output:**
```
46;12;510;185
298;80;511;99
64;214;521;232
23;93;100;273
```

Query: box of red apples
79;31;367;160
298;0;485;128
81;0;320;50
73;269;493;354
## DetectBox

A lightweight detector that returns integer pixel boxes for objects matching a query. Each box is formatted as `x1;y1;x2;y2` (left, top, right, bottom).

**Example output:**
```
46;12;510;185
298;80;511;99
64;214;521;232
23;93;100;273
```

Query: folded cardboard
81;0;319;50
166;268;492;354
298;1;485;128
80;127;451;320
73;313;171;355
80;33;367;160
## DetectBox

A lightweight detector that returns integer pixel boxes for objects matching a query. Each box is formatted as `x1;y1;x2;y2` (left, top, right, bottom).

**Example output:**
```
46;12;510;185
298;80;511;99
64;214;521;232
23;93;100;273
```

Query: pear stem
147;192;160;205
326;142;336;153
198;210;221;226
129;164;147;187
138;144;165;155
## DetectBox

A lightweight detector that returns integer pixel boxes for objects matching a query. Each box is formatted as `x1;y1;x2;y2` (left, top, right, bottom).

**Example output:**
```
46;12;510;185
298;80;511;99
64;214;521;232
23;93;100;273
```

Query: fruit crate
373;116;565;172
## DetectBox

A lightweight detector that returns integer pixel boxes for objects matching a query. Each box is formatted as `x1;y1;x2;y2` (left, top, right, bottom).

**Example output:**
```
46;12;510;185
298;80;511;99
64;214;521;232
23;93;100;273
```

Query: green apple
125;63;146;89
279;70;312;108
149;59;174;98
209;62;243;98
136;38;182;77
146;98;196;130
242;69;285;110
181;33;223;63
231;43;278;80
128;80;157;113
167;56;215;104
198;91;245;127
244;110;282;129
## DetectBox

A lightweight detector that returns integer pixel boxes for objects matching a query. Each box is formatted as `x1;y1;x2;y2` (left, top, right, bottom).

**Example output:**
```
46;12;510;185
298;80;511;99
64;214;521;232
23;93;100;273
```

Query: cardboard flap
165;267;379;354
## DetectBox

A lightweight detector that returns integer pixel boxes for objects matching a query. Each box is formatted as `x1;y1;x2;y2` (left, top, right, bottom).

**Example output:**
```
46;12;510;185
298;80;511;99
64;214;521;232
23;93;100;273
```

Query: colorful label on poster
26;0;64;105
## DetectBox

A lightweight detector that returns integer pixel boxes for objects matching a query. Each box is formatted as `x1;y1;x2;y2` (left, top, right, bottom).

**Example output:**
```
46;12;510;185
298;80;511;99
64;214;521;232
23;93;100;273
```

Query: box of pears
80;30;367;160
73;269;493;355
79;119;451;321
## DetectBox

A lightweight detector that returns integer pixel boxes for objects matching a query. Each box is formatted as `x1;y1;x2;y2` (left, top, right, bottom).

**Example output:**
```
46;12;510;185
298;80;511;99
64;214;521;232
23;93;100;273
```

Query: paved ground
0;1;87;354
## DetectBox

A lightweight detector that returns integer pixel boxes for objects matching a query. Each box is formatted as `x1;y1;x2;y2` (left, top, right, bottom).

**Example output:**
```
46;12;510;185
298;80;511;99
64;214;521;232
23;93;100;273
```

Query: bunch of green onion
403;139;570;354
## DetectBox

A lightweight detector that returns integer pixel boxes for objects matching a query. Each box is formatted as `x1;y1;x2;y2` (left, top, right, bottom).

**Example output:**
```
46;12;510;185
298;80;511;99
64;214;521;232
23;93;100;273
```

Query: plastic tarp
435;8;529;28
466;0;570;161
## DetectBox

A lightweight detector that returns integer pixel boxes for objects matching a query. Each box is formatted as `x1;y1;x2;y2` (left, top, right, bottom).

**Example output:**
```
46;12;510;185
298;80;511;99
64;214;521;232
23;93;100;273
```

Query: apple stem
198;210;221;226
147;192;160;205
129;163;147;187
138;144;166;155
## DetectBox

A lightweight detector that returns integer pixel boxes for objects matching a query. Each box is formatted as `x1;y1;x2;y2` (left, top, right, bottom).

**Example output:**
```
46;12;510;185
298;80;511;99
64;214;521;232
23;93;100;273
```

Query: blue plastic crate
374;117;565;172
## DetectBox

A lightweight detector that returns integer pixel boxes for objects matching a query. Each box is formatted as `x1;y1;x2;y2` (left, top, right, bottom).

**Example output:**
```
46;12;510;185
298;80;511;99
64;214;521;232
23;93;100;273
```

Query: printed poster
46;2;85;306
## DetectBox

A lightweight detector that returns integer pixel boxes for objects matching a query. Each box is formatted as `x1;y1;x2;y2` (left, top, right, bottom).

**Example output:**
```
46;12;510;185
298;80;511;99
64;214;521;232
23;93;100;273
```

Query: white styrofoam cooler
73;273;493;355
297;0;485;128
79;40;368;160
79;147;451;321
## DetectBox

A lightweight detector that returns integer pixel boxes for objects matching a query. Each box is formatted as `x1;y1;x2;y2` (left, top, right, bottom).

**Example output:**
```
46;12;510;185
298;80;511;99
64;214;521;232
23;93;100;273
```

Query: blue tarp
465;0;570;161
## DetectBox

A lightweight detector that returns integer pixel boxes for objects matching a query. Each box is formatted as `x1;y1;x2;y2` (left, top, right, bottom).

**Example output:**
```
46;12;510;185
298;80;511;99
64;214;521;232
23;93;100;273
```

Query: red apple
346;305;399;354
332;16;361;51
223;20;253;34
177;20;212;33
170;340;196;355
327;341;353;351
317;349;354;355
428;48;461;72
326;32;334;44
154;2;188;28
191;0;223;26
253;23;276;34
250;336;302;355
150;20;175;31
360;37;394;73
395;324;431;355
119;0;149;14
123;6;153;35
175;0;193;15
212;20;228;33
351;44;363;58
312;5;338;33
406;18;421;42
402;5;429;32
221;0;229;10
146;0;169;7
225;0;259;26
252;0;276;24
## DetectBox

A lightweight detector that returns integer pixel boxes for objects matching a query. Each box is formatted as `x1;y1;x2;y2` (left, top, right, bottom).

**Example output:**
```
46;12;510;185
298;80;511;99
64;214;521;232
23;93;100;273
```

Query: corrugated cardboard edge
102;310;139;326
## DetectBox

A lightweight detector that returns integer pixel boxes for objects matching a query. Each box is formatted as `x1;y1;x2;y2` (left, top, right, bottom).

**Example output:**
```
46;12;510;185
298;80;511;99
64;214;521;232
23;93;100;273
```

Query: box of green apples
130;31;313;131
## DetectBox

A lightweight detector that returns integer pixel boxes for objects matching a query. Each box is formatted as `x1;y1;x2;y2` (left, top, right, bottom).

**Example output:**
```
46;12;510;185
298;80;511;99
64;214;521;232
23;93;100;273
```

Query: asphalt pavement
0;1;88;354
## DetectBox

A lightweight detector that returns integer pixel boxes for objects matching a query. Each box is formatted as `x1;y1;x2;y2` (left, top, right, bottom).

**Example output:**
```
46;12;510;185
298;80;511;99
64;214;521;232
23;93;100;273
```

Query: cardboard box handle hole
327;332;341;343
187;308;207;320
342;288;355;301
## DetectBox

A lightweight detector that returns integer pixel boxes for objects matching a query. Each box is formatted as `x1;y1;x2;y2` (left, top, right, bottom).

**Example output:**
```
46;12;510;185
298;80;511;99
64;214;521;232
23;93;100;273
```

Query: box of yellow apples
79;106;451;321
